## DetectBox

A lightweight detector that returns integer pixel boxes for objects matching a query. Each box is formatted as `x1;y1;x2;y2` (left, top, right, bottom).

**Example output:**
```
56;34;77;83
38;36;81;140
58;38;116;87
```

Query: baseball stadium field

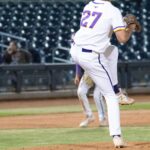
0;95;150;150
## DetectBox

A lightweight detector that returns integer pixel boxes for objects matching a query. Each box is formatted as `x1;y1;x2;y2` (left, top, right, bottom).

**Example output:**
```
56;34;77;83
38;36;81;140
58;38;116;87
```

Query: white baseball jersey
74;0;125;53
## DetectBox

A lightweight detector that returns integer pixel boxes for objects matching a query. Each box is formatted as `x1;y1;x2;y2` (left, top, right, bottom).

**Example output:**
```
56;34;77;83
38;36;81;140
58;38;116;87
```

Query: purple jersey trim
113;26;125;31
92;1;104;4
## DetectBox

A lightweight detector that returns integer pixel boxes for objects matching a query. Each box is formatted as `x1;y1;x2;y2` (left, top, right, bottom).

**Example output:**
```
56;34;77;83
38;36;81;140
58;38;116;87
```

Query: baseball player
75;64;107;127
70;0;140;148
74;44;134;128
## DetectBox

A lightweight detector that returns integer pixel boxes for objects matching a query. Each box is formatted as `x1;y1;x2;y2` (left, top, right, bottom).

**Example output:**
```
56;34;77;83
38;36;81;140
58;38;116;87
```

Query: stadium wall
0;62;150;100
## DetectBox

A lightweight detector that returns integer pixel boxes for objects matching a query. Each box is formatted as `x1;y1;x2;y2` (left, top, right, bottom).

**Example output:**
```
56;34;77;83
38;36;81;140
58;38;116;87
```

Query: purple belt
82;48;92;53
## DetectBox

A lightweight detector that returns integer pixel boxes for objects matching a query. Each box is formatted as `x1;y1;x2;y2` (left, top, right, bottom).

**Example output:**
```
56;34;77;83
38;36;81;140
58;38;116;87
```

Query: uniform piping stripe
98;54;113;88
113;26;125;31
114;28;125;32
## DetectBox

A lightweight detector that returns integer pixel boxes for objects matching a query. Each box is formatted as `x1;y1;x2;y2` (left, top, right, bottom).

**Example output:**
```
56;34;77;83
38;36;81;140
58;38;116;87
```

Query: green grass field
0;127;150;150
0;102;149;117
0;102;150;150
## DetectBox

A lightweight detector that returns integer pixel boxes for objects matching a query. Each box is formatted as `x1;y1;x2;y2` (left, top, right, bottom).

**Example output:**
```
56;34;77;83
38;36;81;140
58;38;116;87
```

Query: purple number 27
80;10;102;28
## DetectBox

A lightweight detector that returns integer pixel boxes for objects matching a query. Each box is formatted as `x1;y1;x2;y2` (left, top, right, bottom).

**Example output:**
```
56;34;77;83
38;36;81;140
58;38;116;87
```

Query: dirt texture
12;142;150;150
0;110;150;129
0;95;150;150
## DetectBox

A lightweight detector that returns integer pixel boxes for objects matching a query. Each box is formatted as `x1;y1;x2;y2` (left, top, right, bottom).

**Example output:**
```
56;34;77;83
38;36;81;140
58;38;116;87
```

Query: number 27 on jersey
80;10;102;28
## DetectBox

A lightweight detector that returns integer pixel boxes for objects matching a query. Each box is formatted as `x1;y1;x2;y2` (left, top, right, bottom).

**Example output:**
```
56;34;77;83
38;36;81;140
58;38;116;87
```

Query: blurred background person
2;41;32;92
3;41;32;64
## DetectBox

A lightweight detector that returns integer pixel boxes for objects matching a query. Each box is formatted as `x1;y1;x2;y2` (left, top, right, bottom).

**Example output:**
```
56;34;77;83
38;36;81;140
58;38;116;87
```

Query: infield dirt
1;95;150;150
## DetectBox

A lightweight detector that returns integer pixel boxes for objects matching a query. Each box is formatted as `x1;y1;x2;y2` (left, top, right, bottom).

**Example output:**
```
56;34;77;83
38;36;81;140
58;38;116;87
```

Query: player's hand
74;75;80;85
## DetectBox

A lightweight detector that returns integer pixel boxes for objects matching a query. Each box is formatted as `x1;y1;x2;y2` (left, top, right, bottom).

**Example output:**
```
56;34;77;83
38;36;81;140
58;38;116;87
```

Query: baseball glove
82;73;94;87
123;14;141;32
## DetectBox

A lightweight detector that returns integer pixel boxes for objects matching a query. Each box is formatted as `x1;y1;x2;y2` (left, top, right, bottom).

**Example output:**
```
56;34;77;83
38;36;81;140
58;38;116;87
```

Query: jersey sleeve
112;8;125;32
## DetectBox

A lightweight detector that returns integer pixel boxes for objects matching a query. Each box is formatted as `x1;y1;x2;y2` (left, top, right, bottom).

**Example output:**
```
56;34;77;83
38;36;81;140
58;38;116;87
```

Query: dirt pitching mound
14;142;150;150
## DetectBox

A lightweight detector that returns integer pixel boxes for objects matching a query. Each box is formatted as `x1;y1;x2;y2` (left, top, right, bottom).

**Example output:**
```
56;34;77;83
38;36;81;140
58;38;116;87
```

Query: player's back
74;0;121;53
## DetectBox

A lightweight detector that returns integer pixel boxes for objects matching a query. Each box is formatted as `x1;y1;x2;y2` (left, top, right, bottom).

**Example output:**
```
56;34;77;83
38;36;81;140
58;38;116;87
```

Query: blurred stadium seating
0;0;150;98
0;0;149;62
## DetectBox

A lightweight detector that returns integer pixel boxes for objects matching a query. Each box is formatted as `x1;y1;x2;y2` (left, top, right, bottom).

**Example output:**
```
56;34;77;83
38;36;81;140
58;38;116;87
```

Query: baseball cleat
79;115;95;127
113;136;125;148
118;93;135;105
99;118;108;127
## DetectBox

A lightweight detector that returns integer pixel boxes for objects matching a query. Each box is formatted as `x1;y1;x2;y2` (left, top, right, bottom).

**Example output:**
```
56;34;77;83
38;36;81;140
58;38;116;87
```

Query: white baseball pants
104;45;119;86
70;44;121;136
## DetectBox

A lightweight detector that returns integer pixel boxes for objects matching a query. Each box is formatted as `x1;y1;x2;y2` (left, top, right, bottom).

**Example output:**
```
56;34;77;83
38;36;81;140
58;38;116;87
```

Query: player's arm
114;24;136;44
112;8;136;44
74;64;83;85
115;14;141;43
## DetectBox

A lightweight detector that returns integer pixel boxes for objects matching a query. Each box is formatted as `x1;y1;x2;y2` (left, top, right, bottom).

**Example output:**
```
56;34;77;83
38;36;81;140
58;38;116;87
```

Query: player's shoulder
105;2;121;16
108;2;121;14
83;1;92;9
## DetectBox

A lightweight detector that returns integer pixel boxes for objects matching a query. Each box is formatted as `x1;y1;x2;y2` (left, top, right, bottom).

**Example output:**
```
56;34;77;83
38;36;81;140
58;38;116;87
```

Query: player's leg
89;69;121;136
104;45;118;86
77;74;94;127
105;45;134;104
70;45;123;146
93;86;108;126
78;51;121;136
